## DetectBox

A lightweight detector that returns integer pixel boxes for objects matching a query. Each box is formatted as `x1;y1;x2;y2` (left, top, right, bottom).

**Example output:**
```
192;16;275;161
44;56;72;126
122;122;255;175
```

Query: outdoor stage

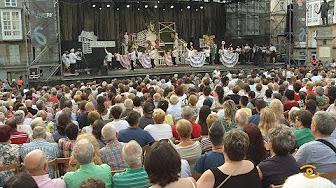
28;63;285;86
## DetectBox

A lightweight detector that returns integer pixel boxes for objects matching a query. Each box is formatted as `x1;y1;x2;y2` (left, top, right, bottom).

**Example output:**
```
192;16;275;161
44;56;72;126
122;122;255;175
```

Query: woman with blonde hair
68;133;103;171
218;100;238;132
258;107;277;136
269;99;289;126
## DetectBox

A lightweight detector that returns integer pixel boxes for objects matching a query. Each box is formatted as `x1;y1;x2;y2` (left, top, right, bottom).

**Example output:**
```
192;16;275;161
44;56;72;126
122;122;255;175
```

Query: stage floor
29;63;285;86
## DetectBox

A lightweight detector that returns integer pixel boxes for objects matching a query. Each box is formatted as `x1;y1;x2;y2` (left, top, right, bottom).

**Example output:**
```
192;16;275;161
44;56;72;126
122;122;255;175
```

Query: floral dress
0;144;20;186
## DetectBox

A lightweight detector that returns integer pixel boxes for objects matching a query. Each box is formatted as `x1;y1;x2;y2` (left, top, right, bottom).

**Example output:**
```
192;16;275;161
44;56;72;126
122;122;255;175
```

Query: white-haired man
295;111;336;183
24;149;65;188
64;139;112;188
100;124;127;171
235;109;249;130
112;140;150;188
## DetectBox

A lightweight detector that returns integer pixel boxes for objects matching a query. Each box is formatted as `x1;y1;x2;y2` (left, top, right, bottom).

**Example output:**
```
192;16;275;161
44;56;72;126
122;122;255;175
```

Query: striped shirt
175;141;202;173
112;167;151;188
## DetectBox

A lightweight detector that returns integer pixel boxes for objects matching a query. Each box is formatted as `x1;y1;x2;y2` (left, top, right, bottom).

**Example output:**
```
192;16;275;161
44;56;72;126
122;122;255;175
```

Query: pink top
32;174;66;188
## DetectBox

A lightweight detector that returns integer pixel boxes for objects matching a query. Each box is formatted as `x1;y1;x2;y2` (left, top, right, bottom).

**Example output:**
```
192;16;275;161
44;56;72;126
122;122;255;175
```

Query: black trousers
131;60;135;70
151;59;155;68
172;57;176;65
69;64;75;74
107;61;112;70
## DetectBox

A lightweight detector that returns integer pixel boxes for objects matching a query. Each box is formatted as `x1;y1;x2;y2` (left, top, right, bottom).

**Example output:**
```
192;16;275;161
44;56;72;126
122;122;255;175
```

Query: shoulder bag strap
316;139;336;154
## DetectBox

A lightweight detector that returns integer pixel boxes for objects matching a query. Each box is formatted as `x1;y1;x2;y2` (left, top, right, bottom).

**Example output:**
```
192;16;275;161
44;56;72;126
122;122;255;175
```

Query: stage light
116;7;120;10
92;4;96;8
99;7;102;10
170;5;174;9
180;9;183;11
187;5;190;9
154;5;158;8
106;4;110;8
200;6;204;9
196;8;199;11
157;1;160;3
163;8;166;10
138;8;140;10
126;4;130;8
145;5;148;8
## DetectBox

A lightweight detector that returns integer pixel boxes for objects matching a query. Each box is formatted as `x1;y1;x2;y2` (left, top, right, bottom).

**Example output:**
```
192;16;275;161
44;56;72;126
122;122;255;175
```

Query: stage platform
29;63;285;86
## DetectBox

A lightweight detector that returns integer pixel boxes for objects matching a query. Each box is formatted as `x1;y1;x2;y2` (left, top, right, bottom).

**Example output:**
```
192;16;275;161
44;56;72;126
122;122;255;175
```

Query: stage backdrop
59;1;227;48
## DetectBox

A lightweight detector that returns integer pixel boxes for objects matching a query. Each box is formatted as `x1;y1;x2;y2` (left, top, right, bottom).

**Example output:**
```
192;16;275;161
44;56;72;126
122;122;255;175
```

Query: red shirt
172;122;202;140
283;100;299;111
306;89;316;95
294;93;300;102
49;95;59;103
10;131;29;144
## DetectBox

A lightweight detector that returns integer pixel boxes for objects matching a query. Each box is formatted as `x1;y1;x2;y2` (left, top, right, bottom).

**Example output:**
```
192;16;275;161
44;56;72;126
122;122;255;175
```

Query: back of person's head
122;140;143;166
288;107;300;123
4;172;38;188
133;96;142;107
223;100;237;120
14;110;25;124
176;119;192;139
265;89;273;98
169;95;179;105
0;125;12;142
199;105;211;135
30;117;44;130
305;99;317;115
255;99;266;112
181;106;195;121
32;126;47;140
101;124;117;143
243;125;266;165
73;139;94;165
235;109;249;127
92;119;105;140
272;92;282;101
269;99;284;116
6;118;17;130
296;110;313;129
267;125;295;156
80;179;105;188
283;173;335;188
126;111;141;127
206;114;219;129
223;129;249;161
157;100;169;112
145;141;181;187
203;86;211;96
259;107;277;132
124;99;134;110
240;96;249;107
65;123;79;140
285;89;295;100
209;121;224;147
143;102;155;114
24;149;48;176
152;109;165;124
188;95;198;106
312;111;335;136
87;111;101;125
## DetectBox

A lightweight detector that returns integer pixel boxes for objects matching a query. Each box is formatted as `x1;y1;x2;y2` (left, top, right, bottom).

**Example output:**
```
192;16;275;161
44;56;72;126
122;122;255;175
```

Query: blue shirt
20;139;60;160
194;151;224;174
249;114;260;126
118;128;155;147
294;137;336;183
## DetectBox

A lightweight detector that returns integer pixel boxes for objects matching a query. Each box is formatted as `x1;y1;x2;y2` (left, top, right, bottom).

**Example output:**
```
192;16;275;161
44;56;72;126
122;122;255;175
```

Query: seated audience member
258;125;299;188
270;99;289;126
105;106;129;132
113;140;150;188
80;179;105;188
197;130;261;188
326;99;336;114
243;125;267;165
64;139;112;188
100;124;127;171
239;96;252;118
0;126;20;187
82;111;101;134
315;86;330;110
132;96;143;116
282;173;336;188
157;100;174;126
77;101;90;129
118;111;155;147
145;141;197;188
6;118;29;144
172;106;202;140
174;119;202;172
288;107;300;127
294;110;314;148
218;100;237;132
53;112;71;143
258;107;277;136
249;99;267;126
14;110;32;135
24;149;66;188
235;109;250;130
194;121;225;179
58;123;78;158
283;89;299;111
30;117;54;143
139;102;155;129
144;109;173;141
20;126;59;160
295;111;336;183
92;120;105;149
305;99;317;115
68;133;103;171
200;114;219;153
167;95;182;120
198;105;212;136
4;172;38;188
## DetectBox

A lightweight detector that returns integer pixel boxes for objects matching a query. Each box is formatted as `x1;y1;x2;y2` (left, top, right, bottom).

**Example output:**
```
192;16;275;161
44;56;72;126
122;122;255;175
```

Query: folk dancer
68;48;80;74
105;48;114;70
204;45;211;64
62;51;70;73
269;44;277;63
129;48;136;71
172;47;178;66
244;44;251;63
75;49;83;69
150;46;156;69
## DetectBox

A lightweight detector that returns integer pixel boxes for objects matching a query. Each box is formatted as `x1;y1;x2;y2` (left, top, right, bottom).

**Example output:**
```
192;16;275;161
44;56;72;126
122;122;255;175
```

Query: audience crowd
0;66;336;188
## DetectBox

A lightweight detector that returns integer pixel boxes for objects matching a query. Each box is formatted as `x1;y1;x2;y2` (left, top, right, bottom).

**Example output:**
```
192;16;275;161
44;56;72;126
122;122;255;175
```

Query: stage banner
219;50;239;67
189;52;206;68
28;0;59;63
293;0;307;47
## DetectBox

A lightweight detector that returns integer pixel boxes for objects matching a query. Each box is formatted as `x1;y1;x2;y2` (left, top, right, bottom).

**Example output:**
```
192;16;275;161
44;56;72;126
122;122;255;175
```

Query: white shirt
105;49;113;62
82;125;93;134
180;159;192;178
17;124;33;135
68;52;78;64
270;46;276;52
105;120;129;132
144;123;173;141
311;75;322;83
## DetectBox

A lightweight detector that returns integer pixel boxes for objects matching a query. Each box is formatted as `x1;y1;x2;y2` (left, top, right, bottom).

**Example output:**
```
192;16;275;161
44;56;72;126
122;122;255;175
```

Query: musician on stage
68;48;80;74
244;44;251;63
62;51;70;73
269;44;277;63
105;48;114;70
236;46;242;64
75;48;83;69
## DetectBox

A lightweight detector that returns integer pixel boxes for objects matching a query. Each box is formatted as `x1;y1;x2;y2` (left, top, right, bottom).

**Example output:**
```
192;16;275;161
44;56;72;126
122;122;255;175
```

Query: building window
4;0;17;7
1;9;23;40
